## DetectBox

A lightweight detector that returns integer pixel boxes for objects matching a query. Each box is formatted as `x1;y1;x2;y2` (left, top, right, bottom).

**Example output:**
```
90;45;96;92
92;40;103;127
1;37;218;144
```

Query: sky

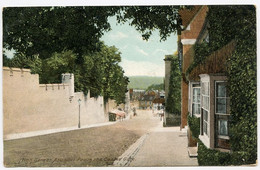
101;16;178;77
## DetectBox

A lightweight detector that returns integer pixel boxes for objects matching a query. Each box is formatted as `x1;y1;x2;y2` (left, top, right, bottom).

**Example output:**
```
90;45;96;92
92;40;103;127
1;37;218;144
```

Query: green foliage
187;6;256;165
146;83;164;91
116;6;183;41
3;54;42;74
3;7;118;59
197;140;232;166
228;32;257;165
198;140;253;166
165;55;181;115
186;42;211;76
187;114;200;139
211;6;257;164
3;6;186;60
3;55;12;67
40;51;76;84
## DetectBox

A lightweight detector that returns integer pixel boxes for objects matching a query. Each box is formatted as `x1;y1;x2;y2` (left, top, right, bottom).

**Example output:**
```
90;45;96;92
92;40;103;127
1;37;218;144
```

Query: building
178;6;256;163
152;91;165;111
178;5;208;129
139;90;157;110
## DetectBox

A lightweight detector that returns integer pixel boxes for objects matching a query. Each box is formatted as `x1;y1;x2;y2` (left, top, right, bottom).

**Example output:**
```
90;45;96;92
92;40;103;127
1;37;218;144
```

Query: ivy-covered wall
226;6;257;164
187;6;256;165
165;55;181;115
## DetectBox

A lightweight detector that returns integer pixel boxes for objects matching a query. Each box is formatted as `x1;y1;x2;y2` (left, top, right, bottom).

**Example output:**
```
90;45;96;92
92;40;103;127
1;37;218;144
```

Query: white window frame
192;85;201;116
201;81;209;136
189;82;201;117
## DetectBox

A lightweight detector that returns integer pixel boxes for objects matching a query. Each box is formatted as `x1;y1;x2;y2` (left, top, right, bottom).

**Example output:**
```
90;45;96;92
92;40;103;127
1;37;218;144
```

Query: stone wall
3;67;107;139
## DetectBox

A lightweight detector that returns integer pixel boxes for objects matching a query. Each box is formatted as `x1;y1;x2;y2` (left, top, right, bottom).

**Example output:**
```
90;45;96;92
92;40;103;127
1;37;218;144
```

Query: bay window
199;74;230;150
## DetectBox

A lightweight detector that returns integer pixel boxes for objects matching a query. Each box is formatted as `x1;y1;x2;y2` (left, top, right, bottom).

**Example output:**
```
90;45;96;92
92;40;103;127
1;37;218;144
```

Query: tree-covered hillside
128;76;164;90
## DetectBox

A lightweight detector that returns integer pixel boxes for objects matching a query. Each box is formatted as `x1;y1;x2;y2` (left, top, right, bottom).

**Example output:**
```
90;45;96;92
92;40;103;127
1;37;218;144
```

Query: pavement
114;119;198;167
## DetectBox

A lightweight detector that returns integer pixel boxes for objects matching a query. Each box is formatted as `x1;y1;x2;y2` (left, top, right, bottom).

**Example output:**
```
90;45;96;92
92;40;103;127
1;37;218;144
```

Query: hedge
198;140;255;166
197;140;232;166
187;114;200;139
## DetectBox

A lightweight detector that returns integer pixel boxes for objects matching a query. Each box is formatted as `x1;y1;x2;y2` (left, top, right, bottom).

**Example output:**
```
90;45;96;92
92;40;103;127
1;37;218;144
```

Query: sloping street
4;109;197;167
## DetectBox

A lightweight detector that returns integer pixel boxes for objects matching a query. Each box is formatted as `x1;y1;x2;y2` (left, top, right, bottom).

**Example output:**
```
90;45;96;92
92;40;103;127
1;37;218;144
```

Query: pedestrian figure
133;107;137;116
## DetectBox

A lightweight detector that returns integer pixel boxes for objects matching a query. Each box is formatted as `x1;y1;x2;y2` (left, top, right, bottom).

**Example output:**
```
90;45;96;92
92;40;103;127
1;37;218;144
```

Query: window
201;81;209;136
203;109;208;135
199;75;230;149
192;84;201;115
218;120;228;136
215;82;228;114
215;81;230;148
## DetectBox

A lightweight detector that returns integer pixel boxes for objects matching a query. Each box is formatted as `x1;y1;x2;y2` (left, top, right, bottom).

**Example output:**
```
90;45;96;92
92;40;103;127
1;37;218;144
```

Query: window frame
192;85;201;116
217;119;229;139
201;81;209;136
215;81;230;140
215;81;230;115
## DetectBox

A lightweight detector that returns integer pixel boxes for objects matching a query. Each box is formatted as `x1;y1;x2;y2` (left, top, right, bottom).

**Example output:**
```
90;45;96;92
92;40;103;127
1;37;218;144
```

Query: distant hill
128;76;164;90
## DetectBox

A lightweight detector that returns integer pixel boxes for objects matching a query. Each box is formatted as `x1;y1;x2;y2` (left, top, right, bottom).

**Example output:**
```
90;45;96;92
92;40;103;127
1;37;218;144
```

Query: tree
116;6;183;41
3;7;118;60
3;6;186;60
147;83;164;91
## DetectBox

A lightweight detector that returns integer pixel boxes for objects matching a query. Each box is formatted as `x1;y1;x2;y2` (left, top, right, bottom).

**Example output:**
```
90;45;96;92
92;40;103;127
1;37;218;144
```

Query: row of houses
164;5;256;164
130;89;165;111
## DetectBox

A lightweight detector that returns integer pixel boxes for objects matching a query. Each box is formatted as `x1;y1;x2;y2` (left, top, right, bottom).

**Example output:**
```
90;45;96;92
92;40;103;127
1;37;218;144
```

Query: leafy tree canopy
146;83;164;91
3;6;185;59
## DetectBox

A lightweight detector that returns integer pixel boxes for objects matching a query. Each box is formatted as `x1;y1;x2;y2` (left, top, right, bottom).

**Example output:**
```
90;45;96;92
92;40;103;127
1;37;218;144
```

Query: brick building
178;6;208;129
178;6;237;152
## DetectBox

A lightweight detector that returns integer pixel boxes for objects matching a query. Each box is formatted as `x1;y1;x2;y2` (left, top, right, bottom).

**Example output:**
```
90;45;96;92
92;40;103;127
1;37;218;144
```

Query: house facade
178;6;208;129
152;96;165;112
178;5;237;151
139;90;157;110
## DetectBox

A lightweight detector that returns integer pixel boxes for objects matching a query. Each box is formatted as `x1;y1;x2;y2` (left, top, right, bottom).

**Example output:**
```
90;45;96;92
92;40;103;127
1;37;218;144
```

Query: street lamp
78;98;81;128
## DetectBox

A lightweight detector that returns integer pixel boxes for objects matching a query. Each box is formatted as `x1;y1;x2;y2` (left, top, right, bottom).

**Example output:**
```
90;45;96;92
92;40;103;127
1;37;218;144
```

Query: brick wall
180;6;208;129
181;6;208;40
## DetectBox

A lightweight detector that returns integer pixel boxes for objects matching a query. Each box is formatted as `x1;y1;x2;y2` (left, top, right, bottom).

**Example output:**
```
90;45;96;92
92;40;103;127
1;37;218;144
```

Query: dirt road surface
4;109;160;167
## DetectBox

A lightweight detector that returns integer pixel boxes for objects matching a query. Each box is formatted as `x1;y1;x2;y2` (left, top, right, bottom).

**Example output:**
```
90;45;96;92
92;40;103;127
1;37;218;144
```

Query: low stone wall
164;113;181;127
